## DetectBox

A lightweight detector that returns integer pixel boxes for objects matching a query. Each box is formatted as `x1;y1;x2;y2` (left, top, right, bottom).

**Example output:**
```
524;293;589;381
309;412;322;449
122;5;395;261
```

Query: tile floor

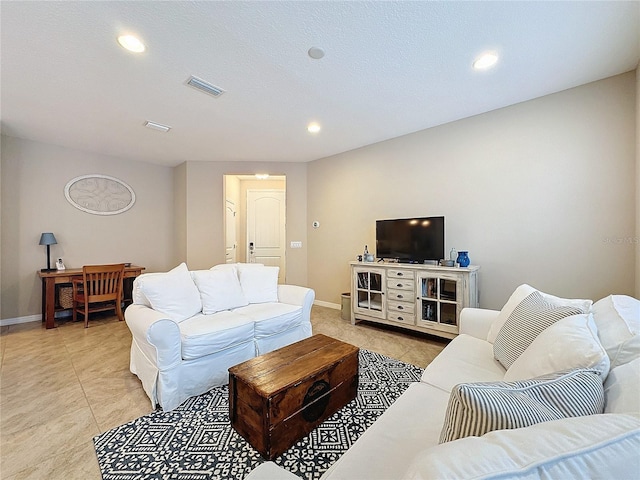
0;306;447;479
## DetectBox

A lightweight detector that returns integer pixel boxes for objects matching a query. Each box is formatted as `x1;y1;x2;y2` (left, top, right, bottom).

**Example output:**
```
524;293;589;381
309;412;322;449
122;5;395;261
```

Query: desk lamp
39;232;57;272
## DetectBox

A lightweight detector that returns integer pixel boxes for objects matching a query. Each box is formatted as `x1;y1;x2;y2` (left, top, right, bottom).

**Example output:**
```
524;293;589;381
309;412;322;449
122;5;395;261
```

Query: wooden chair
72;263;126;328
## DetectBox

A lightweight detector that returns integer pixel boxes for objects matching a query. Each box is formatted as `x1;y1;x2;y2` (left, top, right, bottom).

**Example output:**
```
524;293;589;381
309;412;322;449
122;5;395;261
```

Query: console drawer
387;311;415;324
387;300;415;314
387;279;415;291
387;269;414;280
387;288;414;302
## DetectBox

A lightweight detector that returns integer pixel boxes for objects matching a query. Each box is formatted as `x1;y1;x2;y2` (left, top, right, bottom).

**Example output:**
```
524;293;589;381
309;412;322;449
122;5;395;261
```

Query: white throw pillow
592;295;640;369
192;268;248;314
487;284;592;344
493;291;587;369
136;263;202;322
237;264;279;304
604;357;640;416
439;369;605;443
504;313;610;382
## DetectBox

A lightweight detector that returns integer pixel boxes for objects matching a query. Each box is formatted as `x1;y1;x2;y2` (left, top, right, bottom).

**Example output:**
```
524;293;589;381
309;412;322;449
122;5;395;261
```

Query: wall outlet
290;241;302;248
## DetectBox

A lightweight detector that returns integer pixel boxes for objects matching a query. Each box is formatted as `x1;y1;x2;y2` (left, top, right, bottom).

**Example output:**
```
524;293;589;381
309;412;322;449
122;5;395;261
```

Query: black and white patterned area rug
94;349;423;480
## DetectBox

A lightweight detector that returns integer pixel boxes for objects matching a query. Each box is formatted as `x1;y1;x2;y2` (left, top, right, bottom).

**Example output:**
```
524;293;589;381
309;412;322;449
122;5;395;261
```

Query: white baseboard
0;314;41;327
313;300;340;310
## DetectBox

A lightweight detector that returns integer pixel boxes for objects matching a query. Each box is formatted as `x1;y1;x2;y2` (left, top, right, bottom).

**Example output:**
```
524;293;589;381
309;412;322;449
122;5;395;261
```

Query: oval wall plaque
64;174;136;215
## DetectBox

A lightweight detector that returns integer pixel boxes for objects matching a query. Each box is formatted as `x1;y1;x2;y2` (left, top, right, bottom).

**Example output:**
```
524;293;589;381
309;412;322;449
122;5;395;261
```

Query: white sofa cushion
493;290;586;369
234;303;303;338
592;294;640;369
604;357;640;416
420;334;506;392
406;414;640;480
321;382;451;480
237;264;279;304
487;284;592;344
439;369;605;443
504;313;610;382
135;263;202;322
192;268;248;314
179;311;255;360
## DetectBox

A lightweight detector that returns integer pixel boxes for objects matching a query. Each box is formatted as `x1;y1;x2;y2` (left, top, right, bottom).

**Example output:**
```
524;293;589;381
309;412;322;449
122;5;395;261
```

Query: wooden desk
38;265;145;329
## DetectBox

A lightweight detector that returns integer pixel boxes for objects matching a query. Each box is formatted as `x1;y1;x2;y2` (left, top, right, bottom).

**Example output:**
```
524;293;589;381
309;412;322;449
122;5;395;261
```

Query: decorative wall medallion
64;174;135;215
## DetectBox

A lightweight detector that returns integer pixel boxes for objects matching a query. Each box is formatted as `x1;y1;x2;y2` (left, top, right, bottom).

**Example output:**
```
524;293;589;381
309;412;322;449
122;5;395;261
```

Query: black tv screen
376;216;445;263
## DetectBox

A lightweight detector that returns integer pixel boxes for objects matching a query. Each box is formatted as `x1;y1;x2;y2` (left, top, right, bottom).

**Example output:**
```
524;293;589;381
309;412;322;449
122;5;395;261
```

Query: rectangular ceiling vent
186;76;225;98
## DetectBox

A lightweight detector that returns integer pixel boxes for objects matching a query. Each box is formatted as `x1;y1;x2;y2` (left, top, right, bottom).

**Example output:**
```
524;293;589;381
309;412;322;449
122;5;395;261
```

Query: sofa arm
245;462;300;480
278;285;315;312
125;304;182;370
459;308;500;341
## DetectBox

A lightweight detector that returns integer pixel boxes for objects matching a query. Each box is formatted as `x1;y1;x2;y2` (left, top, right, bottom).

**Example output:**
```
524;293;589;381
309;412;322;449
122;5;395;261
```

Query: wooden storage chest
228;334;359;460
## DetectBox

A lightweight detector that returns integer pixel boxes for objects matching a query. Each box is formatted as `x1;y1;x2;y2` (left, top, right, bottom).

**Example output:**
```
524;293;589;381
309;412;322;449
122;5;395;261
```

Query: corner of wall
636;66;639;299
173;162;187;266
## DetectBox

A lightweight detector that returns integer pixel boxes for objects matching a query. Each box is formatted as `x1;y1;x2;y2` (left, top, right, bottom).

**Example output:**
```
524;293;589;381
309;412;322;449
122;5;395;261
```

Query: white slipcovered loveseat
125;262;314;411
249;285;640;479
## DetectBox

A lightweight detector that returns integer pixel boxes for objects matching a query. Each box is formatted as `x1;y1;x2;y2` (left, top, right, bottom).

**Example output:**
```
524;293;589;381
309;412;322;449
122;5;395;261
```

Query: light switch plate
290;241;302;248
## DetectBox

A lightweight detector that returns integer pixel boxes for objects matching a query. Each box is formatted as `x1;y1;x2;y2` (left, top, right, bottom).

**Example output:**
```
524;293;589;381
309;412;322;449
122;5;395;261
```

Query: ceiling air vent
186;75;225;98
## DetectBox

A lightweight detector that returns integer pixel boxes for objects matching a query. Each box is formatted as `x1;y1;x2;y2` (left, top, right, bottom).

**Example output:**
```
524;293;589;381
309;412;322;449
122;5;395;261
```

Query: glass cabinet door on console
352;267;386;319
416;273;461;335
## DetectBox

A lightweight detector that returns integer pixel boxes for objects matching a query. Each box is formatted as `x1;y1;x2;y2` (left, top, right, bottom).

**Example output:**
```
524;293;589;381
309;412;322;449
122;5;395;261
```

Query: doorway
223;174;287;282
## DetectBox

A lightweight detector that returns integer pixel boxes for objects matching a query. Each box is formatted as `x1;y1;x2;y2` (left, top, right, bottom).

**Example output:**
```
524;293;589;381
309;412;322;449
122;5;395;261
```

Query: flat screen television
376;216;445;263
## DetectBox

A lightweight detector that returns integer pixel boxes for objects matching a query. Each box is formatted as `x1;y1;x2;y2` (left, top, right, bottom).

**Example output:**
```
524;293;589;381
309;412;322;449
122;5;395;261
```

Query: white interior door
225;199;237;264
247;189;285;282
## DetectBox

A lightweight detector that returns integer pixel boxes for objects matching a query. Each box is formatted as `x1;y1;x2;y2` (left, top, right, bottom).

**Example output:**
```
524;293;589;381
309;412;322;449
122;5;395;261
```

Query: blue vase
456;251;470;267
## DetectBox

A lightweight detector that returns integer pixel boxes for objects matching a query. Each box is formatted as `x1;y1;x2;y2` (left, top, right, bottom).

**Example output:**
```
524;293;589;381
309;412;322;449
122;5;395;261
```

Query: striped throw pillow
493;291;585;369
439;369;605;443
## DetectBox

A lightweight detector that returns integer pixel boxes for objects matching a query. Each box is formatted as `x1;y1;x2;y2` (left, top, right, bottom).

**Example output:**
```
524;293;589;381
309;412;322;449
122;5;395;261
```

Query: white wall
308;73;637;309
0;136;175;319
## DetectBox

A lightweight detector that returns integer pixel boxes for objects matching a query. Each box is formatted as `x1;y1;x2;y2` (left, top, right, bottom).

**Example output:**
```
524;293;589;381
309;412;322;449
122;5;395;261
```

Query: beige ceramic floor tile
0;406;99;478
70;349;132;383
3;439;102;480
0;382;89;436
81;369;153;432
0;326;8;366
0;333;63;359
88;388;153;432
0;363;80;406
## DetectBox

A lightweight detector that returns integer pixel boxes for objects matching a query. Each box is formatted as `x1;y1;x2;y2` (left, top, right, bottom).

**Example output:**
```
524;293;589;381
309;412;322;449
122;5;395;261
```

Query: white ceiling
1;1;638;168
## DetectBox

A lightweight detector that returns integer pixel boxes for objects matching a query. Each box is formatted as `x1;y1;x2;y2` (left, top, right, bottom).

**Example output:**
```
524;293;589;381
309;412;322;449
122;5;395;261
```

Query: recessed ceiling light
473;52;498;70
255;174;270;180
308;47;325;60
117;34;145;53
307;122;321;134
144;121;171;133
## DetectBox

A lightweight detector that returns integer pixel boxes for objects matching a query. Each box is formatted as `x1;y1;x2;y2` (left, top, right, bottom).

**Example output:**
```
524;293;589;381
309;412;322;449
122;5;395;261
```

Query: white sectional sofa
125;263;314;411
248;285;640;480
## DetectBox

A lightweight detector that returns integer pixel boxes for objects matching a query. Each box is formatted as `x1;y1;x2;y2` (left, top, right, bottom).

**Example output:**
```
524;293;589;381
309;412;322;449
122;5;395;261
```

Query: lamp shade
39;232;57;246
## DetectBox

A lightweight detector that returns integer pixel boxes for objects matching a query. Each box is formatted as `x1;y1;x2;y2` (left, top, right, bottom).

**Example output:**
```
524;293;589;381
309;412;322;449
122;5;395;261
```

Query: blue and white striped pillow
493;291;585;369
439;369;605;443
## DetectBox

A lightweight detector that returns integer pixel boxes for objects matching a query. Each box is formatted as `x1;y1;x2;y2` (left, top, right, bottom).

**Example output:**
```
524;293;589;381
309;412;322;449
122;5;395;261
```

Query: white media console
350;261;479;339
